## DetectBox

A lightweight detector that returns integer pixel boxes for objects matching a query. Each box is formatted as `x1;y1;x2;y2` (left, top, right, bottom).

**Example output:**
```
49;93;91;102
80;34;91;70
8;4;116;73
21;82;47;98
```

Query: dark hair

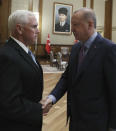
58;7;68;16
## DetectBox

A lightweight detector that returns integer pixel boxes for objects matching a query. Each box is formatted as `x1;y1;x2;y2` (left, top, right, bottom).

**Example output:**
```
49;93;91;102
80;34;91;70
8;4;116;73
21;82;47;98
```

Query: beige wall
94;0;105;27
112;0;116;43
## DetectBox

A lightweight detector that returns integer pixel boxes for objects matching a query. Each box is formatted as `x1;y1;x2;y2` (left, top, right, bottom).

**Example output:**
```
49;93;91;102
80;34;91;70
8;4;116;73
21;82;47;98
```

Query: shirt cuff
48;95;56;104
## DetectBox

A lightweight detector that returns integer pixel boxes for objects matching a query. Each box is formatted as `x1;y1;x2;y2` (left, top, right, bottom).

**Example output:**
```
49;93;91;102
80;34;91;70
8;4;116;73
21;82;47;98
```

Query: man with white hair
0;10;43;131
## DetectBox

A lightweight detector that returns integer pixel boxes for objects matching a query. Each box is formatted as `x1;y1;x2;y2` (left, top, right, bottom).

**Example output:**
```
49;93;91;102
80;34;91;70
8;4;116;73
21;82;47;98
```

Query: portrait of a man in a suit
55;7;70;33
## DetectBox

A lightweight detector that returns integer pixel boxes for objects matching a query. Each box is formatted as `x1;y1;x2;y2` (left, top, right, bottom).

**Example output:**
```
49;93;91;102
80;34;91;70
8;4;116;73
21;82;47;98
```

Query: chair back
56;52;62;65
49;51;57;66
50;51;55;62
61;47;69;55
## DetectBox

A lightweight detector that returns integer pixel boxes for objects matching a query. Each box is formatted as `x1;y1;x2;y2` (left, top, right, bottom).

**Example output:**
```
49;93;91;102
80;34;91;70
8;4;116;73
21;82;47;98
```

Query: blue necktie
28;50;38;65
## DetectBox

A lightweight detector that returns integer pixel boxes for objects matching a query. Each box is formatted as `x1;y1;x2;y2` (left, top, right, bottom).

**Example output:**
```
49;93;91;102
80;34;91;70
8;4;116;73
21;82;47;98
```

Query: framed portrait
53;2;73;35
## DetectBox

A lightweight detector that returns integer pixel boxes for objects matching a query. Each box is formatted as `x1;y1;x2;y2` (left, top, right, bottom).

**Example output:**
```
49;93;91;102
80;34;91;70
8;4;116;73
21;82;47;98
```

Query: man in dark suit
43;7;116;131
0;10;43;131
55;7;70;32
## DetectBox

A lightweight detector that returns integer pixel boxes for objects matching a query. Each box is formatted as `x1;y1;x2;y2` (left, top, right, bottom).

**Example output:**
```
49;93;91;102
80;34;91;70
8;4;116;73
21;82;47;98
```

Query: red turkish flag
45;34;51;54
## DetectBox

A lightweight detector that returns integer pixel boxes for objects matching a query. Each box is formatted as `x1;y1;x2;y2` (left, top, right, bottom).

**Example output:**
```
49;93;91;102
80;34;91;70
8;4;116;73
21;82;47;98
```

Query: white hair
74;7;96;28
8;10;35;33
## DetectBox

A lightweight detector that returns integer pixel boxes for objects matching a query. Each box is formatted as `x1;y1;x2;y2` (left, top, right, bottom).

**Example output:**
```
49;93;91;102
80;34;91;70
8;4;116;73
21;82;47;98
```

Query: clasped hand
40;97;53;116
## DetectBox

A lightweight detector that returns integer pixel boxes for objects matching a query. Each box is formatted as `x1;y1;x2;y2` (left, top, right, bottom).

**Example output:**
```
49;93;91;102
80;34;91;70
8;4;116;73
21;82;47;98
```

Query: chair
49;51;57;67
56;52;68;71
61;47;69;56
61;47;70;61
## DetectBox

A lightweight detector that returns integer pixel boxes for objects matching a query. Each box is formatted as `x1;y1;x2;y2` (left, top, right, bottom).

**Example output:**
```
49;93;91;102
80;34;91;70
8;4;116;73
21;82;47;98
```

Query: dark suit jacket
55;22;70;32
50;33;116;131
0;38;43;131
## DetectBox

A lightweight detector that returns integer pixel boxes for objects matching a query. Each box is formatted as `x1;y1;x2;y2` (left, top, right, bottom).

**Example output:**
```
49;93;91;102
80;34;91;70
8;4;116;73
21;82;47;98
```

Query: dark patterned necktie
78;45;85;69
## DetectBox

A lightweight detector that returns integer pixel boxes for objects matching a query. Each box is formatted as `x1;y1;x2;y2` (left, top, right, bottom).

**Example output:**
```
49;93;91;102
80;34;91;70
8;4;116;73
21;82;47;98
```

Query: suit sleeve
0;55;42;127
50;44;76;103
104;44;116;129
50;64;69;102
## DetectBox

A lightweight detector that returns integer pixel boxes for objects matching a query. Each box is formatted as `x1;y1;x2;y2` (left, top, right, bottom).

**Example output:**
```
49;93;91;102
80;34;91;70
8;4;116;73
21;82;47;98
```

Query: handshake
40;97;53;116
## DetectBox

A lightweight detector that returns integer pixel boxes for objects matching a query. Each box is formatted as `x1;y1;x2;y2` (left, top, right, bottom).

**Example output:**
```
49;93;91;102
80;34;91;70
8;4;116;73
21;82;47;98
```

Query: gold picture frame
53;2;73;35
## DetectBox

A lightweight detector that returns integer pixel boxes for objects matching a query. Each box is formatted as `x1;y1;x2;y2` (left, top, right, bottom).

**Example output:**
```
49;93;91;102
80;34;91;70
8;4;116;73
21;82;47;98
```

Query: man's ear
88;20;94;29
16;24;23;35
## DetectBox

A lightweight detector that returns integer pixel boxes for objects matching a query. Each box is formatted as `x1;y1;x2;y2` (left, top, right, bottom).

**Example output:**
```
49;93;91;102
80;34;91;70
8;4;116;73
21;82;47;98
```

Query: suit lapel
72;34;102;86
71;43;81;81
7;38;40;72
77;43;97;77
19;50;40;71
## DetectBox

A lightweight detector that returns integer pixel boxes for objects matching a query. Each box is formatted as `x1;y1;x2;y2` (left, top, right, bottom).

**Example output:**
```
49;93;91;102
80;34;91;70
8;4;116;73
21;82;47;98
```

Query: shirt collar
60;21;66;26
80;32;97;49
85;32;97;49
10;36;29;53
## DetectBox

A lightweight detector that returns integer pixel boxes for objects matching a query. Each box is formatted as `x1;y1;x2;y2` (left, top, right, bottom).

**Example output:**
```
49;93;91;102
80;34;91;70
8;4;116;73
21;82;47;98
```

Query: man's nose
37;28;40;34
